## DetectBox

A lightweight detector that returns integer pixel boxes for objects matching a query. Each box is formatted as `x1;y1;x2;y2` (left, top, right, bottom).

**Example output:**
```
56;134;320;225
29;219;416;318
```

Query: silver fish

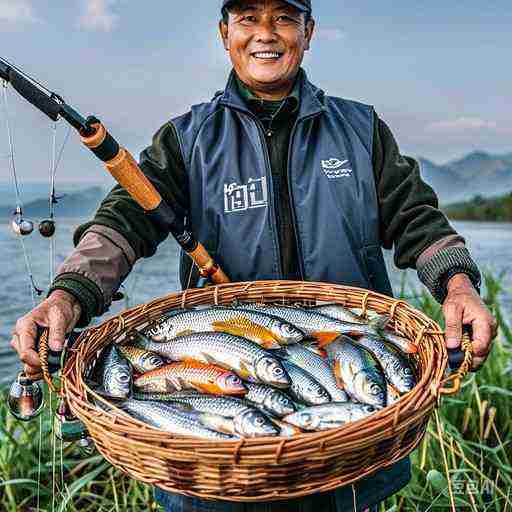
281;360;331;406
143;306;305;349
283;402;377;431
129;331;291;388
91;345;132;399
117;345;166;373
244;382;296;417
143;392;279;437
325;336;387;407
312;304;390;330
276;344;349;402
118;399;235;439
355;335;416;394
238;303;382;345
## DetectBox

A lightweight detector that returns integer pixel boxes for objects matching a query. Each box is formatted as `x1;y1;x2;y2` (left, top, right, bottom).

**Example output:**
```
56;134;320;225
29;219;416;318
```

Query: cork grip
81;124;161;211
104;149;162;211
190;242;230;284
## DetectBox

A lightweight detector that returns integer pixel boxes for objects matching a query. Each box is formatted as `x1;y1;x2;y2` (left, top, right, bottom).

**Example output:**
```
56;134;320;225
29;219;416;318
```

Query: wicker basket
43;280;472;502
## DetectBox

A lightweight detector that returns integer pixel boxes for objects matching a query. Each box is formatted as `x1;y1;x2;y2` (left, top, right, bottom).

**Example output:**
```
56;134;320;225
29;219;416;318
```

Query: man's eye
241;15;257;23
276;15;294;23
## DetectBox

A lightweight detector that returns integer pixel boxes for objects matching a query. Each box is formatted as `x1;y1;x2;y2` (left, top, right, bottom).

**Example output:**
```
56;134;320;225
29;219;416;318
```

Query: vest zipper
287;113;323;281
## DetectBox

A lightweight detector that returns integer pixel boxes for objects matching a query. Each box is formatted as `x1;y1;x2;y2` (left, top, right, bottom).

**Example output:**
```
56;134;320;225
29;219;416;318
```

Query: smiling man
10;0;496;511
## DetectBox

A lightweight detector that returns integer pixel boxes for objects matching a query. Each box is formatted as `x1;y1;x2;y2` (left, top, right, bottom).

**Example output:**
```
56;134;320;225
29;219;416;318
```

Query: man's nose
254;20;278;43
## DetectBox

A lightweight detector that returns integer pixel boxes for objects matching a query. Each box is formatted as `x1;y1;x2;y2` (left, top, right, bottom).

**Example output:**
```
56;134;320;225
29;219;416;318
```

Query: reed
0;272;510;511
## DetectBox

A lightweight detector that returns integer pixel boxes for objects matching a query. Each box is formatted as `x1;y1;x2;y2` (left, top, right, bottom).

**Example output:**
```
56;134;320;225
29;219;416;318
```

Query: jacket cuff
48;273;104;327
417;246;481;303
418;247;482;304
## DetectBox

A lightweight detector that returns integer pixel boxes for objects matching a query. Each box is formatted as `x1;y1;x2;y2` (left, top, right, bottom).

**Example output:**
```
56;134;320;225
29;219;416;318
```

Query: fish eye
255;417;265;426
274;367;284;375
119;374;130;382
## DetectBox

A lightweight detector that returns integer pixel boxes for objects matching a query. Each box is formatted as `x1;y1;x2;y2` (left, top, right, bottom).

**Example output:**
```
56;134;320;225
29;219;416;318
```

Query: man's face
219;0;315;99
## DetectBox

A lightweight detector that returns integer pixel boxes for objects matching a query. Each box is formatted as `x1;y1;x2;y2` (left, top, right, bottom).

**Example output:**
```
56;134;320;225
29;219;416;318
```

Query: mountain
418;151;512;205
0;186;106;219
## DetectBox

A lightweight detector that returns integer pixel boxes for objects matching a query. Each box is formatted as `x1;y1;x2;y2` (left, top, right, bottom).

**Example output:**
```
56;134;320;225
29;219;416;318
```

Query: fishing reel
7;373;44;421
11;206;34;236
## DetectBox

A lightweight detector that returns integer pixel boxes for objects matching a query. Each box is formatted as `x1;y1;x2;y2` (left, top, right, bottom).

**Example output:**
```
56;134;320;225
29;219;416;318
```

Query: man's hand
443;273;497;371
10;290;82;381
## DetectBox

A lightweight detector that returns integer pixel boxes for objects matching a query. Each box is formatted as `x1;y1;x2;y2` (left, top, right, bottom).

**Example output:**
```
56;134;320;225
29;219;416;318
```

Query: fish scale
277;344;348;402
129;331;291;388
134;361;246;395
143;306;304;348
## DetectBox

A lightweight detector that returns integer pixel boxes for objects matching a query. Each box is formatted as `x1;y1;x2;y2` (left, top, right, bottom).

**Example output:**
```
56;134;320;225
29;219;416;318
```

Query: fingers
12;318;42;373
470;316;495;371
48;306;69;352
443;302;463;349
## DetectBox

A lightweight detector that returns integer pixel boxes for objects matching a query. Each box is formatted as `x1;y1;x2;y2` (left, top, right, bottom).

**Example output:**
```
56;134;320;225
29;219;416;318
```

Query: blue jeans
154;488;379;512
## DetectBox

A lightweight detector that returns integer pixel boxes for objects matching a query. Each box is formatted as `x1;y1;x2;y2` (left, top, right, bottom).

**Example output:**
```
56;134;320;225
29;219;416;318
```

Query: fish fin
175;329;195;337
315;332;341;348
369;314;390;330
333;360;345;389
237;360;254;380
166;375;184;392
199;352;219;366
213;319;280;349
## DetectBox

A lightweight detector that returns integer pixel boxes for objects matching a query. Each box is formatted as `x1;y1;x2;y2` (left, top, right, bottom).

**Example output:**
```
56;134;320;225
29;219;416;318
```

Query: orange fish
134;362;247;396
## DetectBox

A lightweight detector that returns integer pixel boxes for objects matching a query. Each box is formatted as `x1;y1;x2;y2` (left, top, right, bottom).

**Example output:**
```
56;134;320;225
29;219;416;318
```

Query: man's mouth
251;51;283;60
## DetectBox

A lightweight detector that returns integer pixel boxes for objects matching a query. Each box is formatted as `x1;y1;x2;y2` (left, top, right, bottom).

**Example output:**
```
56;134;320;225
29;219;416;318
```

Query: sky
0;0;511;185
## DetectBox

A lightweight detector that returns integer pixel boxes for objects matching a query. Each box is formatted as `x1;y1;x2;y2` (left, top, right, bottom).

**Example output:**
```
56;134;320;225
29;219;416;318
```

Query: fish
90;345;132;399
275;344;349;402
237;303;386;346
117;399;236;440
374;328;418;355
133;361;247;395
324;336;387;408
270;417;305;437
353;335;416;394
283;402;378;431
243;382;296;417
137;392;279;437
128;330;291;388
281;360;331;406
117;345;166;373
143;307;305;349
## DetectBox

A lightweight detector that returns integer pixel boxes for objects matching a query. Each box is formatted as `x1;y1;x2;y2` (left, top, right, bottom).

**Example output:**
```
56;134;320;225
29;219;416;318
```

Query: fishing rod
0;56;229;285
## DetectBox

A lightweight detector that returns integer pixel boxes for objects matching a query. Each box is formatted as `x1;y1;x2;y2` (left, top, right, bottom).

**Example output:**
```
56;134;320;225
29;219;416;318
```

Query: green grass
1;272;510;511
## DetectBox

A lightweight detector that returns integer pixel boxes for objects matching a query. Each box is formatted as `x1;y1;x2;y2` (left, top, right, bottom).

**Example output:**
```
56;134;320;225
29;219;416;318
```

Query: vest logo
321;158;352;179
224;176;268;213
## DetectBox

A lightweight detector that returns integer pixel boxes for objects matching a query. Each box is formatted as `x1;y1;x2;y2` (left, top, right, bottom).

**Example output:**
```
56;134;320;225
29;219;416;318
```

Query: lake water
0;218;510;387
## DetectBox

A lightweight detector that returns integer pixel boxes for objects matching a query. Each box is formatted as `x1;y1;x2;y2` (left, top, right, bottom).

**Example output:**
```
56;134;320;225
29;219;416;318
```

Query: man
11;0;496;510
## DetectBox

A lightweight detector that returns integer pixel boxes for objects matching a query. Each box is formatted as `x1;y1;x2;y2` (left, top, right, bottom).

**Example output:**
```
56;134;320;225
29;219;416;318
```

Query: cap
222;0;311;14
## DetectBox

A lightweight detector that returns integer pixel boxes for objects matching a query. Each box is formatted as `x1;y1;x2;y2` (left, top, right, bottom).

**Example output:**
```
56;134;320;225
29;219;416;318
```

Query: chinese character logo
224;177;268;213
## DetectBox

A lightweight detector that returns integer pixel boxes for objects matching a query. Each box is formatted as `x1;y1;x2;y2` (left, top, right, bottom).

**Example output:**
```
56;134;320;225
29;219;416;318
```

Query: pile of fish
89;302;418;440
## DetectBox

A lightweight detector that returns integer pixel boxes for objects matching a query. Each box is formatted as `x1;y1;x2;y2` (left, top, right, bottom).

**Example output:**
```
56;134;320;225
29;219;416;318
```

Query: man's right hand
10;290;82;381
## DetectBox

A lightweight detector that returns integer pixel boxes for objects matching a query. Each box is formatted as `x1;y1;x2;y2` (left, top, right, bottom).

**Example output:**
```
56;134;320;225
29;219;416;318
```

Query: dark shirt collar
235;73;301;121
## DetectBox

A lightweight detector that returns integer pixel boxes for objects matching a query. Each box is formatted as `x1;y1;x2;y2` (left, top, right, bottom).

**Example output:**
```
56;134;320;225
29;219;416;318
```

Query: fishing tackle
38;219;56;238
7;373;44;421
54;398;89;442
11;206;34;236
0;56;229;286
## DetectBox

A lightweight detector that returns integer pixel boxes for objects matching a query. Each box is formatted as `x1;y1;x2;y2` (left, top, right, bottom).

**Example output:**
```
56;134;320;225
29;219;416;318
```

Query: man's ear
304;17;315;51
219;20;230;51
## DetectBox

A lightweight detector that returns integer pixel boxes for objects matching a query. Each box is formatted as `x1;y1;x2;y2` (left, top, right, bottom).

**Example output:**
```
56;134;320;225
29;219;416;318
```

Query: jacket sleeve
50;121;190;323
372;113;480;302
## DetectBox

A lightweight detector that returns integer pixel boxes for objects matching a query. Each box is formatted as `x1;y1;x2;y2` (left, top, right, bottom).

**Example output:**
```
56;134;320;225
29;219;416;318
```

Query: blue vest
173;70;392;296
170;70;409;509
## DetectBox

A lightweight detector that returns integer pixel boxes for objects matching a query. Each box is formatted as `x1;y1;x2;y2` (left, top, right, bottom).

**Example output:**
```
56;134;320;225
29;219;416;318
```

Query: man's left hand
442;273;497;371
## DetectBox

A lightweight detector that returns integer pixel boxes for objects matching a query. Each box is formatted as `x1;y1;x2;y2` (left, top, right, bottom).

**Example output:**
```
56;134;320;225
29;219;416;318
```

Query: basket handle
438;326;473;396
37;326;80;393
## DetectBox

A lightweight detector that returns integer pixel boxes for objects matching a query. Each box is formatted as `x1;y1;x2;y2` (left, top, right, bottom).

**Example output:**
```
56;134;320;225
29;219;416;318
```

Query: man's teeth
253;52;281;59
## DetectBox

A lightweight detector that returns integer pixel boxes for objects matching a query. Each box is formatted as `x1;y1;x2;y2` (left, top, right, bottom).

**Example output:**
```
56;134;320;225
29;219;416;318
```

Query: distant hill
0;186;106;219
419;151;512;205
443;192;512;222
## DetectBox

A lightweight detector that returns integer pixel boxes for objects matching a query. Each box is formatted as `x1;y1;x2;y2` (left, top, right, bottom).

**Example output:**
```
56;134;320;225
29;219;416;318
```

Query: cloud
0;0;37;24
316;28;346;42
427;117;498;133
79;0;119;32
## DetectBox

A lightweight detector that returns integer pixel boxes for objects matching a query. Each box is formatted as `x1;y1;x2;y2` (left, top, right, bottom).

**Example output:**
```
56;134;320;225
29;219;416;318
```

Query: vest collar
219;68;325;121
